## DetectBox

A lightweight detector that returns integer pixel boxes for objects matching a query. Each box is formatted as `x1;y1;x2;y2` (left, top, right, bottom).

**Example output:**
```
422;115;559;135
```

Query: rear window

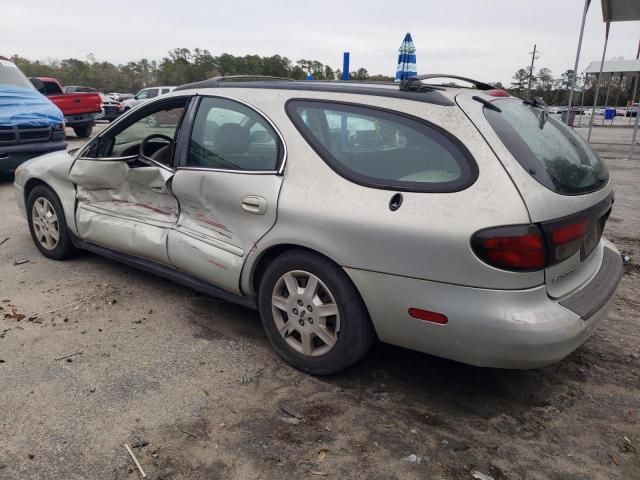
42;81;62;95
485;99;608;195
0;59;34;89
286;100;477;192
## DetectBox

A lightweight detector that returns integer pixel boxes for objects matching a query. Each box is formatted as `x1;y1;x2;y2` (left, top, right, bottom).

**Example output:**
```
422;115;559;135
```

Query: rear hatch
456;92;613;298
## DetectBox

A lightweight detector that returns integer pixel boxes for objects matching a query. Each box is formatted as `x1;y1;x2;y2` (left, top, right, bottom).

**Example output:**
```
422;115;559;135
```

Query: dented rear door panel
168;169;282;294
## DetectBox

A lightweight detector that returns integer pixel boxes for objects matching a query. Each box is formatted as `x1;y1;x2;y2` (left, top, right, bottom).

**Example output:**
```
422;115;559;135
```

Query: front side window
84;99;187;164
485;99;608;195
187;97;280;171
113;107;184;148
286;100;477;192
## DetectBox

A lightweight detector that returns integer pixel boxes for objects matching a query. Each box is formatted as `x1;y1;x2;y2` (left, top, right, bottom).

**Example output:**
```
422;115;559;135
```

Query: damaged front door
69;97;189;265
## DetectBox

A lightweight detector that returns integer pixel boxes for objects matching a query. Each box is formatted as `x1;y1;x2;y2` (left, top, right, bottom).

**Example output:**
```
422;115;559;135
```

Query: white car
122;86;176;110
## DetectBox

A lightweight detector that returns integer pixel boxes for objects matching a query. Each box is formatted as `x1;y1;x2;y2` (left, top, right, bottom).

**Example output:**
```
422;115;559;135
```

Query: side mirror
29;77;45;94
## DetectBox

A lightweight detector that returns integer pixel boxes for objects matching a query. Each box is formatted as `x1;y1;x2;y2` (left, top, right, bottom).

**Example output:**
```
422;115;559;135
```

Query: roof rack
414;74;494;91
209;75;293;83
174;77;455;106
176;75;293;91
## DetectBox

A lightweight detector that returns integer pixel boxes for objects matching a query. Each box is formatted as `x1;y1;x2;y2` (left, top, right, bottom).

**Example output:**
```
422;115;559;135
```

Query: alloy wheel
271;270;341;357
31;197;60;250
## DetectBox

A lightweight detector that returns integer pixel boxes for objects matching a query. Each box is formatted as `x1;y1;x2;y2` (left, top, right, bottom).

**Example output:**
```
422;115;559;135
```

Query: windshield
485;98;608;195
0;59;35;89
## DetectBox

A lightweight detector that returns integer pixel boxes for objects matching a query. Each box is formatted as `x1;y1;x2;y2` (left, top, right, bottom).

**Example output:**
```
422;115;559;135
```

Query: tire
72;124;93;138
258;249;375;375
26;185;77;260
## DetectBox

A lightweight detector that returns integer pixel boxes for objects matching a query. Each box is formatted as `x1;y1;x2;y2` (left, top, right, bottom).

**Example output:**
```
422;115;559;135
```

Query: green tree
350;68;369;80
510;68;529;96
324;65;335;80
535;67;554;102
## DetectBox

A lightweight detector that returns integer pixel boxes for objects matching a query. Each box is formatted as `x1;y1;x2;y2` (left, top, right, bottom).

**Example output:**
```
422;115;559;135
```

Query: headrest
213;123;250;156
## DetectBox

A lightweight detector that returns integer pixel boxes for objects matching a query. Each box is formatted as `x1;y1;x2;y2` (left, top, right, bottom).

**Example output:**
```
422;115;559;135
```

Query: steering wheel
139;133;173;160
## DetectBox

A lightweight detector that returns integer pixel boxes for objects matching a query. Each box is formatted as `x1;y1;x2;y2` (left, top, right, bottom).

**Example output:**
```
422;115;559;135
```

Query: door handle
241;196;267;215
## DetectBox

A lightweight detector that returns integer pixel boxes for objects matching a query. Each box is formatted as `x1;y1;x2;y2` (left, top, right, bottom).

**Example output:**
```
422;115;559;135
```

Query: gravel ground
0;126;638;480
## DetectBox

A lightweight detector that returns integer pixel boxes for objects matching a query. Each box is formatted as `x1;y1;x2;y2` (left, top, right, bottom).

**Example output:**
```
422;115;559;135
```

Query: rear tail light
473;217;605;272
472;225;546;271
547;219;589;262
473;196;613;273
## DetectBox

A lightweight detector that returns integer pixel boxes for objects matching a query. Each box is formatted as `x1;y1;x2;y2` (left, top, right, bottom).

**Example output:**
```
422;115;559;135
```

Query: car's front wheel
258;250;375;375
27;185;76;260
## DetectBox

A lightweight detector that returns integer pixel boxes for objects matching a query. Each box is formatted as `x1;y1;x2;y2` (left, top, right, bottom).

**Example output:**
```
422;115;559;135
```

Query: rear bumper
345;240;622;369
0;141;67;171
63;112;96;126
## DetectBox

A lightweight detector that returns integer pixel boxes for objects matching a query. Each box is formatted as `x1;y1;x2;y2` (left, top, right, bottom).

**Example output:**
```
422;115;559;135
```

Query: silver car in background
13;75;623;374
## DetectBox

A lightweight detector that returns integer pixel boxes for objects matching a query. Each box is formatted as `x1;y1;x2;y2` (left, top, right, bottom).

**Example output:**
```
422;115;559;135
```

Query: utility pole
526;44;541;99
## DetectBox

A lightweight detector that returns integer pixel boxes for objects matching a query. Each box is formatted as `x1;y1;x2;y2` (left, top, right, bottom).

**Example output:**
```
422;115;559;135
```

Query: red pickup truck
30;77;101;138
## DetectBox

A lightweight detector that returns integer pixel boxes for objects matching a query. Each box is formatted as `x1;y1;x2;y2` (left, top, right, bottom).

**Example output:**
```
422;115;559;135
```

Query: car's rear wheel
27;186;76;260
258;250;375;375
72;125;93;138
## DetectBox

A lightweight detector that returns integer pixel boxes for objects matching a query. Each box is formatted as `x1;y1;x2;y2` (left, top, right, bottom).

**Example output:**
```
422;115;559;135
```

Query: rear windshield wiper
523;96;547;109
524;97;549;129
472;95;501;112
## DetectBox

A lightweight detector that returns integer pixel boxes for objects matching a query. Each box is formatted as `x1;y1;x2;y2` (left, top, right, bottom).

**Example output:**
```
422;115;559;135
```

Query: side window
286;100;477;192
161;88;171;94
103;103;186;162
187;97;280;171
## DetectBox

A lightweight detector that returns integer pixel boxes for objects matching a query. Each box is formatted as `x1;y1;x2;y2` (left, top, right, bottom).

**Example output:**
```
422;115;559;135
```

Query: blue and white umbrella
395;32;417;82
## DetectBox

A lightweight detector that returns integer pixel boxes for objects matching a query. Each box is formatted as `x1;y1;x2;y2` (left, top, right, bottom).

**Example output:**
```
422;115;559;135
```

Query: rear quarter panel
455;92;615;298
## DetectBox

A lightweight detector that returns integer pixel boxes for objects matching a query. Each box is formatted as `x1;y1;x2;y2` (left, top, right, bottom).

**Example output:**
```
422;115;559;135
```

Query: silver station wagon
14;75;623;374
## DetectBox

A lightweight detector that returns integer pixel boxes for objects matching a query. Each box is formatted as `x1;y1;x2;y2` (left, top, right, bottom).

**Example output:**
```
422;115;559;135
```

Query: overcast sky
1;0;638;84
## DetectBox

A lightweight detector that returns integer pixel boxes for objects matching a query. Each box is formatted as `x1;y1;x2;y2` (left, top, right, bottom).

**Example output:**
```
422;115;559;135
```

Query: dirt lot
0;126;639;480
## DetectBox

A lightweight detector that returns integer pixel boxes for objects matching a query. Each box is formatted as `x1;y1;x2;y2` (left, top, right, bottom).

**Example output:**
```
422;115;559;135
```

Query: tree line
11;48;389;93
12;48;637;107
505;66;638;107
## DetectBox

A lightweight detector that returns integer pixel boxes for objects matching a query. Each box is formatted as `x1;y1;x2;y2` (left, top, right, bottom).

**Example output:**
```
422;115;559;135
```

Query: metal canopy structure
601;0;640;22
565;0;640;160
583;58;640;73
